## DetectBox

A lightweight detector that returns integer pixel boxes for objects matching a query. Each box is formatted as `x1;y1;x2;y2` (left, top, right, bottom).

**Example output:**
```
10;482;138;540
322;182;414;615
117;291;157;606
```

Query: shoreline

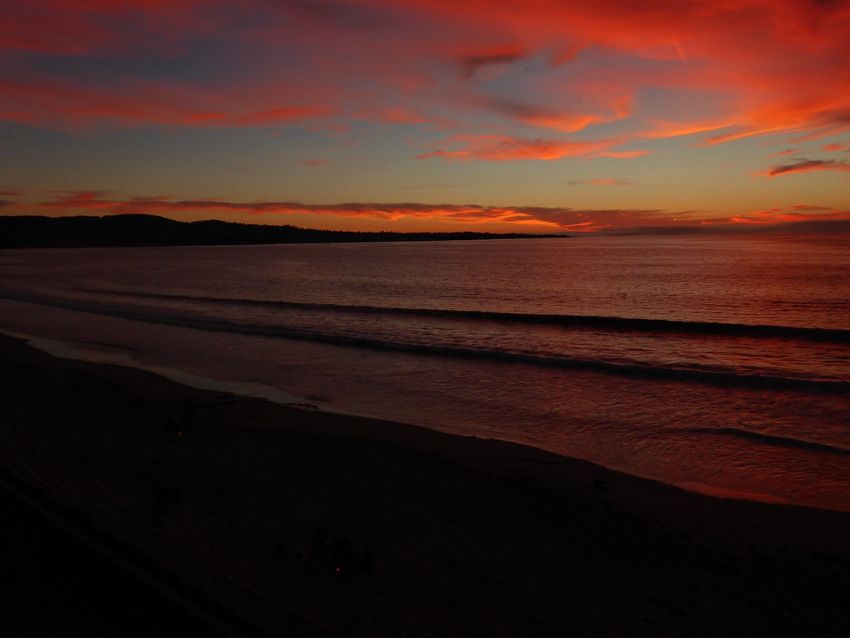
2;332;849;635
3;325;844;514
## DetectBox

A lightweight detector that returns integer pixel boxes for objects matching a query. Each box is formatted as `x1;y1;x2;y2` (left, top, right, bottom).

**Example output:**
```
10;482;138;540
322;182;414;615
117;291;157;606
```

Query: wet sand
1;333;849;637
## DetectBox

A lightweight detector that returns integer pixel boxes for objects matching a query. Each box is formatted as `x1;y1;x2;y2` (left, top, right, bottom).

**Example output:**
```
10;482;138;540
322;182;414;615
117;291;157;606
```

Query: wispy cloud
10;189;849;233
416;135;635;161
481;96;632;133
3;0;849;151
822;142;850;152
458;45;526;79
566;178;632;187
25;190;673;231
771;148;802;157
763;158;850;177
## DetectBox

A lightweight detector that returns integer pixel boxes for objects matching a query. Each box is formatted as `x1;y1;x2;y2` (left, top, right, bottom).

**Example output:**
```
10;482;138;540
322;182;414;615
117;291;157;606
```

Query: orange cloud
12;189;850;232
596;150;650;159
724;203;850;225
480;95;633;134
771;148;802;157
822;142;850;152
26;190;673;230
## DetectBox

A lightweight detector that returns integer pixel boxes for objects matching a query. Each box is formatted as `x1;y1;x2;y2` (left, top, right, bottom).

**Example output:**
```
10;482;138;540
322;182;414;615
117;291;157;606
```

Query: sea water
1;233;848;510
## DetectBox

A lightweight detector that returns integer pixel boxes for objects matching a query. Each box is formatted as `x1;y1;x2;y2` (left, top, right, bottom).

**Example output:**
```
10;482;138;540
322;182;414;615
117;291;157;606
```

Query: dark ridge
0;214;567;248
88;289;850;343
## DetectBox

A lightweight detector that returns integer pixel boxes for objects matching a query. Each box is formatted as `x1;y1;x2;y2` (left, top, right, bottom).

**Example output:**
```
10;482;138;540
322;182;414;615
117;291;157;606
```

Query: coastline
2;332;849;636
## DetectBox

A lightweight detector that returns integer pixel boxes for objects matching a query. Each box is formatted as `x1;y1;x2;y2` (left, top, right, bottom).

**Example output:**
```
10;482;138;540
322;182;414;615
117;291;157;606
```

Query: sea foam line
2;292;848;394
82;288;850;343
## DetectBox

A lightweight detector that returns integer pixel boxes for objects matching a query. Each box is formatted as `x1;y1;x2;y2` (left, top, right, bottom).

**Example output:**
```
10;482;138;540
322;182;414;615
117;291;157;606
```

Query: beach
2;331;849;637
5;3;850;633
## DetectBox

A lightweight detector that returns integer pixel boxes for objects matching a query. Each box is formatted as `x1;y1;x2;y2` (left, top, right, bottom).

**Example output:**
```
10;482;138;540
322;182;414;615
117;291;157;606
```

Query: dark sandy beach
1;332;849;637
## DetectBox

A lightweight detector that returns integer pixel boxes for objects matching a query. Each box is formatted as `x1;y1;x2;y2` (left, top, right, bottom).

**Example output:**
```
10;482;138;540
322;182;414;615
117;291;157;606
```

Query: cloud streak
458;46;526;79
2;0;849;150
566;178;632;187
23;190;673;230
415;135;637;161
5;189;847;232
764;158;850;177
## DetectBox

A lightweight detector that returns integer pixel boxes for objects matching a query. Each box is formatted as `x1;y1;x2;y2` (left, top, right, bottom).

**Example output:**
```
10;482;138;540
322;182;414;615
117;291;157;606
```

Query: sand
1;333;849;637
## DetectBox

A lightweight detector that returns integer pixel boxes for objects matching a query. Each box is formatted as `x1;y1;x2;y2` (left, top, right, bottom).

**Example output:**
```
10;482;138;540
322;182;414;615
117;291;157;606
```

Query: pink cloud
2;0;850;166
416;135;625;161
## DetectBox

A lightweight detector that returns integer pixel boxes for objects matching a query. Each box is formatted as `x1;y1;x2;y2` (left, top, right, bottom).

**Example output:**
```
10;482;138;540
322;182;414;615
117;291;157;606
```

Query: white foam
676;481;793;506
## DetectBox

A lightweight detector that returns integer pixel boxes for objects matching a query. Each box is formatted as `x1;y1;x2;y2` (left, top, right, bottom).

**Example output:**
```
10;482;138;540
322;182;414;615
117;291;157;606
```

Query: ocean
1;233;848;511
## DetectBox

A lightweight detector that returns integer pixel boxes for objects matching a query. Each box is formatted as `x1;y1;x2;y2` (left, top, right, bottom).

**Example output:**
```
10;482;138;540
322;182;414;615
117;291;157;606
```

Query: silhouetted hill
0;215;566;248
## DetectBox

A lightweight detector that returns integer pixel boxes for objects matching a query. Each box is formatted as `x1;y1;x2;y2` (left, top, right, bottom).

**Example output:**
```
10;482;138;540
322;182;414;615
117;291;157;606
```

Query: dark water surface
1;234;848;510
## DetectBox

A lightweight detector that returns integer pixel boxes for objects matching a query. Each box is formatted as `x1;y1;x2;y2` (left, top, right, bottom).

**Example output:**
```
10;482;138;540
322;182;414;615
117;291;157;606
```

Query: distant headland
0;214;567;249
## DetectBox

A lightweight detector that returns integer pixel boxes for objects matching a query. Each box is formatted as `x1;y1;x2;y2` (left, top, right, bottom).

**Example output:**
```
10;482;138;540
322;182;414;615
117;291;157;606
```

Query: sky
1;0;849;233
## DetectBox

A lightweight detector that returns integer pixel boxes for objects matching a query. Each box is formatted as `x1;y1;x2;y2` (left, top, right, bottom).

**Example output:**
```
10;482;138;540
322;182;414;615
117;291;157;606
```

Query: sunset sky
2;0;849;232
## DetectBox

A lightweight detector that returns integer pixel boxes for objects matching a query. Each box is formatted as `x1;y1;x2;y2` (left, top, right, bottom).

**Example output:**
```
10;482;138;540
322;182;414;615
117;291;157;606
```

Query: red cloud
2;0;850;163
0;0;209;56
237;107;334;126
0;79;333;129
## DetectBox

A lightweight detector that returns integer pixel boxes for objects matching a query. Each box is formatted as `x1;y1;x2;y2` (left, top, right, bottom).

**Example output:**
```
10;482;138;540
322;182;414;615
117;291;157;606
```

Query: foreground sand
1;333;849;637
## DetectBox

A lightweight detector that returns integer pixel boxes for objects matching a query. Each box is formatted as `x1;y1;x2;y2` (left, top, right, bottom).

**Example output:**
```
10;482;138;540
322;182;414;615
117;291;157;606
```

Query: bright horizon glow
1;0;849;233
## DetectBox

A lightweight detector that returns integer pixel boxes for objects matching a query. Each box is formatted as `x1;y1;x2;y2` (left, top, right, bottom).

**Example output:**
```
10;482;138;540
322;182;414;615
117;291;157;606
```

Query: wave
83;288;850;343
678;427;850;457
3;290;849;394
